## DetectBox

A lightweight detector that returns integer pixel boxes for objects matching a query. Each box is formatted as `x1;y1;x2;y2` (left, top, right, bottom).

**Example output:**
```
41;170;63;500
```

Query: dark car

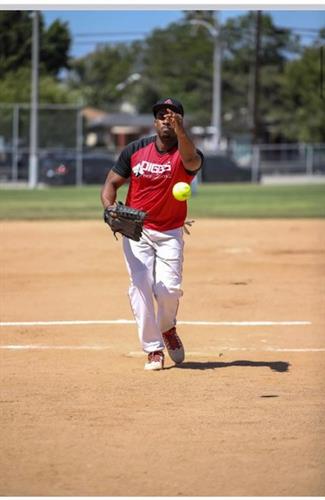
201;154;259;183
0;149;29;181
39;150;116;185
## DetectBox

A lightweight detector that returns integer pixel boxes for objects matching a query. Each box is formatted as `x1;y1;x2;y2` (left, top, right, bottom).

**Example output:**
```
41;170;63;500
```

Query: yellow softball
172;182;192;201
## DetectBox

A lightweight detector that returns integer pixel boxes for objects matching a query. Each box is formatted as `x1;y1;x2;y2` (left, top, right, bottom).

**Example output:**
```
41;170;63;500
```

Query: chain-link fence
0;103;116;185
1;103;325;185
232;142;325;182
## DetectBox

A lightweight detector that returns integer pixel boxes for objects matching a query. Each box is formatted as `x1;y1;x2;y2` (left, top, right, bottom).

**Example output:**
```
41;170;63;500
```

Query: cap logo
164;99;173;104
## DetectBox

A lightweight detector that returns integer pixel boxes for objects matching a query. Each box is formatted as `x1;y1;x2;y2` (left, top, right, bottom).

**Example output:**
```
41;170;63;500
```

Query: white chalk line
0;319;316;351
0;344;112;350
0;345;324;352
0;319;312;327
128;348;325;356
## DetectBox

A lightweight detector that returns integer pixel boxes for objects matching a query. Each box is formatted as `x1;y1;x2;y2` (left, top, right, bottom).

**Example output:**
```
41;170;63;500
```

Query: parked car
0;149;29;181
39;150;116;185
201;154;259;183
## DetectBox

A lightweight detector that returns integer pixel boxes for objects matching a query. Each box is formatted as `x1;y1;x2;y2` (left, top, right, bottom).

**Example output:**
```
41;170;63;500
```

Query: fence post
11;104;19;182
76;108;83;186
251;144;260;183
28;11;39;189
306;144;314;176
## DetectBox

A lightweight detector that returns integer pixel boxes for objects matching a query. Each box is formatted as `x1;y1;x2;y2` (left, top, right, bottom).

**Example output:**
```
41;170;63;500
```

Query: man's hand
165;108;185;137
165;108;202;172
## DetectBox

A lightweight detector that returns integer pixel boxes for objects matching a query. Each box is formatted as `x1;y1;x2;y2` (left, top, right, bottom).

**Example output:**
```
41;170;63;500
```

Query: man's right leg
122;235;164;354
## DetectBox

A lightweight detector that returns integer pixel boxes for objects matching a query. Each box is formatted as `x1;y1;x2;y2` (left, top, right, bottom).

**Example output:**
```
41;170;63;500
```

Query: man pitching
101;98;203;370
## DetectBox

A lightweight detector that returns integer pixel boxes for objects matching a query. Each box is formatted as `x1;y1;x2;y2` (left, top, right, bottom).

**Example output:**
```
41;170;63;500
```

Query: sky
42;9;325;58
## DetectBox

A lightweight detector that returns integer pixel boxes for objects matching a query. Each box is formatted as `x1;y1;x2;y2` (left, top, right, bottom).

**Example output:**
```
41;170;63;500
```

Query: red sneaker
144;351;165;371
162;327;185;364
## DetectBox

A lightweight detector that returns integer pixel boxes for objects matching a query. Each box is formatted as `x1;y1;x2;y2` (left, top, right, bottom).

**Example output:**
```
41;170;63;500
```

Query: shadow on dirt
172;360;290;372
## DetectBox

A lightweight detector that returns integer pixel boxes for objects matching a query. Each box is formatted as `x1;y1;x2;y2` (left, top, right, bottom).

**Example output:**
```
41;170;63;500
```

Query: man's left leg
152;227;185;363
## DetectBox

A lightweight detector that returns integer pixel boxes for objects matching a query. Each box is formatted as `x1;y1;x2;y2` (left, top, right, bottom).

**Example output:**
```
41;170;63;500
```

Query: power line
72;33;321;46
71;33;317;45
277;26;323;33
74;31;149;37
74;39;145;45
72;25;323;38
222;25;322;36
70;24;323;49
73;39;145;45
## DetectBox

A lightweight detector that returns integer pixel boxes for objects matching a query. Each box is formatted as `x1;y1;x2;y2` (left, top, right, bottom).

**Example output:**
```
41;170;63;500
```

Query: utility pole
28;11;39;188
252;10;262;144
211;11;222;151
189;12;222;152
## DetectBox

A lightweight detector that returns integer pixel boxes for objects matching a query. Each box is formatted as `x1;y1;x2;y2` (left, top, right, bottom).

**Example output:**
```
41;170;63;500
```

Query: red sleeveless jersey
112;135;203;232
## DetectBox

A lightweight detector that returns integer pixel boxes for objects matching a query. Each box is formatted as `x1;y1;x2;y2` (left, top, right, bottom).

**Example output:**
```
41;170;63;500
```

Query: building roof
81;106;108;122
89;112;154;128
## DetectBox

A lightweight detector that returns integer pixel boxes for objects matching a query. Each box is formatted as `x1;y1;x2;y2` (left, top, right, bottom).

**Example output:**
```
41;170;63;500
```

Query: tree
0;11;32;77
135;20;213;123
0;67;83;149
69;43;139;109
183;10;216;24
220;11;300;141
66;13;214;121
0;11;71;78
0;67;81;103
40;18;71;75
69;9;304;144
273;32;325;142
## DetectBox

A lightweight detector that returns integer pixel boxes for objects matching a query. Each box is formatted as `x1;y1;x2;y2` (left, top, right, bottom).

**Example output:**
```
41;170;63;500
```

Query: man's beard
159;127;176;142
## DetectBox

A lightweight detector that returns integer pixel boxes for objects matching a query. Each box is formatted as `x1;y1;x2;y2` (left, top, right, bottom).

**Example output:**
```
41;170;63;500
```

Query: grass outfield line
0;183;324;219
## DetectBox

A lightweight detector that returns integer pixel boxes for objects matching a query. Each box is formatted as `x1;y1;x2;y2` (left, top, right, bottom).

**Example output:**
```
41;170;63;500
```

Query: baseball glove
103;202;147;241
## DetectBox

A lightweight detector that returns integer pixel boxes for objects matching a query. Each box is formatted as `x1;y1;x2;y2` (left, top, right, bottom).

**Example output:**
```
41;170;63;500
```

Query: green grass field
0;183;324;220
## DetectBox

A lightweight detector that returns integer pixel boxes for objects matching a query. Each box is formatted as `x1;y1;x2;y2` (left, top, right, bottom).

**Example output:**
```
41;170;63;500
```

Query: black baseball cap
152;98;184;117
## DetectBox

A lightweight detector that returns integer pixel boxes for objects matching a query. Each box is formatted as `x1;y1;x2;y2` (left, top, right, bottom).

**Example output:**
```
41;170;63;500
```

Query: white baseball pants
122;227;184;353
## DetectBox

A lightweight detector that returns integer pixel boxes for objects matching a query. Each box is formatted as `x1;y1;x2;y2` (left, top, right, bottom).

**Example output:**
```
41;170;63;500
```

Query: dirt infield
1;219;325;496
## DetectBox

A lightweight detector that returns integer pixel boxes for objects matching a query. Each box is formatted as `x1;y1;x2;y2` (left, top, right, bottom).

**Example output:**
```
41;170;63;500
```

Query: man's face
154;109;177;141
